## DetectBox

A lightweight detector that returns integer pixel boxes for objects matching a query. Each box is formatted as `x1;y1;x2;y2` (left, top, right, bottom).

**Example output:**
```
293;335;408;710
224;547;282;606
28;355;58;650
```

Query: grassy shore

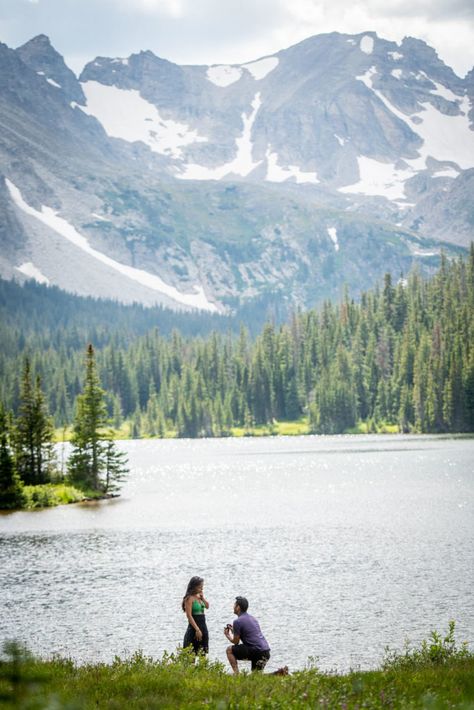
54;418;400;442
0;650;473;709
1;625;473;709
21;483;86;509
4;483;115;511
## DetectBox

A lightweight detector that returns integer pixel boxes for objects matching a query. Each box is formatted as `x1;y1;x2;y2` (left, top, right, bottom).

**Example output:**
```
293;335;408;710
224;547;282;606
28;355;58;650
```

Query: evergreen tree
103;433;128;495
68;344;128;492
13;360;56;485
0;404;25;510
32;375;56;481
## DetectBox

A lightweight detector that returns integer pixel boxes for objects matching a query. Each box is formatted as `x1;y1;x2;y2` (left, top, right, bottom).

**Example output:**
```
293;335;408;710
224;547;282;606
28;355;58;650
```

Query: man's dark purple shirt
233;612;270;651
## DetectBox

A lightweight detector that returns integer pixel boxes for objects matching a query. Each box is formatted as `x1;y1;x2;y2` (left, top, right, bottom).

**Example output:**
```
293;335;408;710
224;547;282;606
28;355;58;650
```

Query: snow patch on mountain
37;71;61;88
178;93;262;179
358;67;474;170
358;66;414;125
243;56;279;80
430;81;463;102
391;69;403;80
432;167;460;178
339;156;413;200
80;81;207;158
15;261;50;284
207;65;242;87
409;246;439;256
407;97;474;170
6;179;218;312
327;227;339;251
360;35;374;54
265;149;319;184
388;51;403;61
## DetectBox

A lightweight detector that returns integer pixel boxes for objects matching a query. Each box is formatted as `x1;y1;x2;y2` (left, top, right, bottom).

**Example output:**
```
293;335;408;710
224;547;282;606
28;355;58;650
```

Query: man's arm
224;624;241;645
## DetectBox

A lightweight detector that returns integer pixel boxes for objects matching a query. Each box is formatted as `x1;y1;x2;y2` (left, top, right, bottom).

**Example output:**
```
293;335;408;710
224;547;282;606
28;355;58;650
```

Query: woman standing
182;576;209;655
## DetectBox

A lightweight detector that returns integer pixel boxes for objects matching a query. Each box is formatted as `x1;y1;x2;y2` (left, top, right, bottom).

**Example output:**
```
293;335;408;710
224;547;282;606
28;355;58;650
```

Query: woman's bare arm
185;596;202;638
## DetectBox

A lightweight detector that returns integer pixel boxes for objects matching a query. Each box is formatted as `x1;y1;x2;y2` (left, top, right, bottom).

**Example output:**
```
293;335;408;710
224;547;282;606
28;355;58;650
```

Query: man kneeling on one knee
224;596;271;674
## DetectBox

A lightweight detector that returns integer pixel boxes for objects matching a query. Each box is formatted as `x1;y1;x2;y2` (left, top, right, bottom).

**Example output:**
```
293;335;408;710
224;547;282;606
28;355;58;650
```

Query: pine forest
1;248;473;438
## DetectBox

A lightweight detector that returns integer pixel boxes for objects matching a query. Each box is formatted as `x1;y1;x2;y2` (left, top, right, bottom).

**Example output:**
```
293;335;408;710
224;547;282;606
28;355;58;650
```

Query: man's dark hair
235;596;249;612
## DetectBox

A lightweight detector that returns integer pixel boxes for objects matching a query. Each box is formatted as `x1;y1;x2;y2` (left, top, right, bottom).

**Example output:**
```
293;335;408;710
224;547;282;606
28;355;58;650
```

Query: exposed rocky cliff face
0;32;471;313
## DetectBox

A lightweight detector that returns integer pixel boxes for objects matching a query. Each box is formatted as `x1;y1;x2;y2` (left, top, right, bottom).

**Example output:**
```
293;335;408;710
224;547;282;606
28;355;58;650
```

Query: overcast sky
1;0;473;77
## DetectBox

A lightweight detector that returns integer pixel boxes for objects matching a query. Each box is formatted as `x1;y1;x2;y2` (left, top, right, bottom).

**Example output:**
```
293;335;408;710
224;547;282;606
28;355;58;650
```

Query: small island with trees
0;344;128;510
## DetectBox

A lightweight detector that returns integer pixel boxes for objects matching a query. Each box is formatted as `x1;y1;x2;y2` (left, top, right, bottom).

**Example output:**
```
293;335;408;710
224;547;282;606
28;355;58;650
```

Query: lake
1;434;473;672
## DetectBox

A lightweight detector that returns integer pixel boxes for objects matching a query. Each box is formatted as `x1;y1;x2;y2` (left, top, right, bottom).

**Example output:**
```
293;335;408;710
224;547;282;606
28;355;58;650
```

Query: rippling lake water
1;434;473;672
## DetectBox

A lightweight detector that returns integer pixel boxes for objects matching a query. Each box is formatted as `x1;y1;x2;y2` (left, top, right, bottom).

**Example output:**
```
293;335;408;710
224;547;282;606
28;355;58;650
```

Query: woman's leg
183;624;197;653
201;622;209;654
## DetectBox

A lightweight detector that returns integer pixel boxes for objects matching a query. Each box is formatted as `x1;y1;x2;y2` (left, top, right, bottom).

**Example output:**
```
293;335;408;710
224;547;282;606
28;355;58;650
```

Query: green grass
14;483;117;511
231;418;310;437
55;417;405;442
346;421;399;435
0;646;473;709
22;483;85;509
1;624;473;708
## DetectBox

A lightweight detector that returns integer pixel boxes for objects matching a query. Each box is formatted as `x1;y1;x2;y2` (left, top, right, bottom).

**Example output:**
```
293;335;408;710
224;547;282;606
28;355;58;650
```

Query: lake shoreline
0;484;120;513
54;423;474;443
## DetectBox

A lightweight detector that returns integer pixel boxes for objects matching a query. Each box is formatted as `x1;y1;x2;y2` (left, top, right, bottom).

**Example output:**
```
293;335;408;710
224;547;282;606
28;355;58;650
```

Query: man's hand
224;624;235;642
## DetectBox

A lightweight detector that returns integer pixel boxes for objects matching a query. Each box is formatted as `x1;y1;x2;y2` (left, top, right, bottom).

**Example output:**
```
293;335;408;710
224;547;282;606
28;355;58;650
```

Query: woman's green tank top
192;599;205;614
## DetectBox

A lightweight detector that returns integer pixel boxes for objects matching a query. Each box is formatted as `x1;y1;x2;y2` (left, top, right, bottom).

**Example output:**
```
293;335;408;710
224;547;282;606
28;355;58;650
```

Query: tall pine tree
13;360;56;485
0;404;25;509
68;344;128;492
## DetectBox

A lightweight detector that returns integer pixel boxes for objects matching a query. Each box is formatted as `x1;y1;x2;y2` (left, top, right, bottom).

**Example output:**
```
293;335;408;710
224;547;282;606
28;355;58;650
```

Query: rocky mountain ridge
0;32;471;314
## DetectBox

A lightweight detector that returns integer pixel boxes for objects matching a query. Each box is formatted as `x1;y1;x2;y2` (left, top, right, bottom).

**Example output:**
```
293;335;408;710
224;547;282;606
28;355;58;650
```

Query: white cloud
115;0;183;17
272;0;474;75
3;0;474;77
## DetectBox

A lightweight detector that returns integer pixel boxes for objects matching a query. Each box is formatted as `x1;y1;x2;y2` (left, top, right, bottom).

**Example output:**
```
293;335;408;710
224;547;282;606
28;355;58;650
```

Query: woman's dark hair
182;576;204;612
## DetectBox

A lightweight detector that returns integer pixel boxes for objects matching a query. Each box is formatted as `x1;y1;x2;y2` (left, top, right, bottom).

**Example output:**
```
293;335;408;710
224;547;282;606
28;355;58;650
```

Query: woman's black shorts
232;644;270;671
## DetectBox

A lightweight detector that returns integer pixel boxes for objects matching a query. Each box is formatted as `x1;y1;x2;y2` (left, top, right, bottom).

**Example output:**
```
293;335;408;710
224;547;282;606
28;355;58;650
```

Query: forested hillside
1;249;473;436
0;278;232;344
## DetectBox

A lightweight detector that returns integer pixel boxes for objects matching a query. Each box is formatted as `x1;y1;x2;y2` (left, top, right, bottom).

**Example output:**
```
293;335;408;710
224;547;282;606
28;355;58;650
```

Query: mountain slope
0;32;471;315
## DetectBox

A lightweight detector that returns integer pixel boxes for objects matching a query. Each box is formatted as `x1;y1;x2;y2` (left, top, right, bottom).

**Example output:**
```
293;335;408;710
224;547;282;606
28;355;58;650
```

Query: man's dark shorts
232;644;270;671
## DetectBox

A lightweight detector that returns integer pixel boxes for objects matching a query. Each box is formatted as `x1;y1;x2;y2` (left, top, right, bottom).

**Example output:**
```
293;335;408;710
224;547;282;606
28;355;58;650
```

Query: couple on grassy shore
182;575;271;674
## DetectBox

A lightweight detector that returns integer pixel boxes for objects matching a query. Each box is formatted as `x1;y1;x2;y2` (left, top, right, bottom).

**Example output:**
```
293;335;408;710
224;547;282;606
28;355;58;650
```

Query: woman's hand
195;628;203;641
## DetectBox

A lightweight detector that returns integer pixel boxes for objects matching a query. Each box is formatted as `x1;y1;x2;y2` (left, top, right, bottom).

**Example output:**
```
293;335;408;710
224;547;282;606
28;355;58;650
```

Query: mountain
0;32;471;316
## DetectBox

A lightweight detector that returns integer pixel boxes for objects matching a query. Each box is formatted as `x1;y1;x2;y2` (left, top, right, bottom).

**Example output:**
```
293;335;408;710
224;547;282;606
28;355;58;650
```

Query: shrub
382;621;472;671
23;484;84;509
